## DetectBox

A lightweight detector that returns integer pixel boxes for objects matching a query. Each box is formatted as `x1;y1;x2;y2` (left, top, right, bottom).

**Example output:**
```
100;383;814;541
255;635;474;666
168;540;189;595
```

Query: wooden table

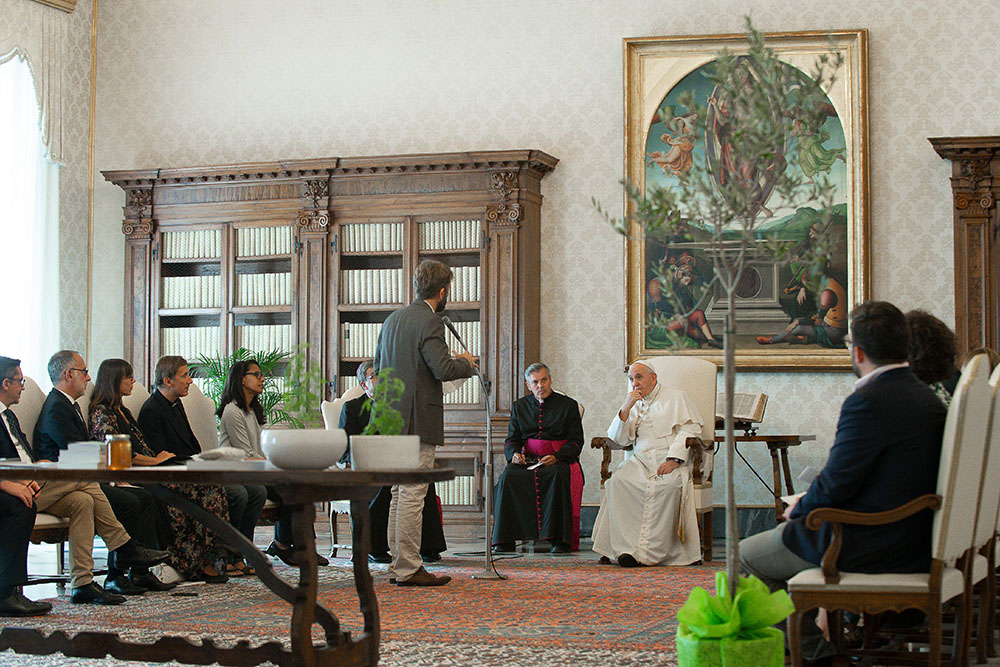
713;434;816;522
0;463;453;667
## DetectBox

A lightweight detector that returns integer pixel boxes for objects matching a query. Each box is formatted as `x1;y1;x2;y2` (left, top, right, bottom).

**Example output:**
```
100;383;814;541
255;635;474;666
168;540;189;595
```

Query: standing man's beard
435;295;447;313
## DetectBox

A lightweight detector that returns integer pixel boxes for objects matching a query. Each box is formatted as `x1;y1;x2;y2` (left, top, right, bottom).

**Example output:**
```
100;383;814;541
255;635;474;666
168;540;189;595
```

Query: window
0;54;60;385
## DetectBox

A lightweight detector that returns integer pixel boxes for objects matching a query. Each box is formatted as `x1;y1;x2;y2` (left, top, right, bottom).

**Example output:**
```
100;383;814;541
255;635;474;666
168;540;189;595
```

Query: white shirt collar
854;362;909;390
56;387;79;406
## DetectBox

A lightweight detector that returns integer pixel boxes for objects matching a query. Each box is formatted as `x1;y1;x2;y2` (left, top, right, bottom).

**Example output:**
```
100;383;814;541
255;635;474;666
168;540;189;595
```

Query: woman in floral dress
90;358;229;583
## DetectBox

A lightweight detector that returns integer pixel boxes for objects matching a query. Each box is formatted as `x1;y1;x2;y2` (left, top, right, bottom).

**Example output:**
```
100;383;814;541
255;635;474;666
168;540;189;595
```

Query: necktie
3;408;32;462
73;402;87;429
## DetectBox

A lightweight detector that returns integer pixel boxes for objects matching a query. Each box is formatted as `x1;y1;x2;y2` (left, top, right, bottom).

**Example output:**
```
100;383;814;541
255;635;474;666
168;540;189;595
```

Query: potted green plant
349;368;419;470
190;347;293;425
279;345;327;428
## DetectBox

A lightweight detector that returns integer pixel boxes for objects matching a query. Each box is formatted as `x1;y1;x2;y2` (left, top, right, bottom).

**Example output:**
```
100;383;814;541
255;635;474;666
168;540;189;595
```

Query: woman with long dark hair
90;358;229;584
216;359;269;575
218;359;328;567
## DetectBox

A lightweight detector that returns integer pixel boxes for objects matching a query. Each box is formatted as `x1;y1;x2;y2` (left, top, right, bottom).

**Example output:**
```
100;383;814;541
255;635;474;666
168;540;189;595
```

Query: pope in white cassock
592;360;704;567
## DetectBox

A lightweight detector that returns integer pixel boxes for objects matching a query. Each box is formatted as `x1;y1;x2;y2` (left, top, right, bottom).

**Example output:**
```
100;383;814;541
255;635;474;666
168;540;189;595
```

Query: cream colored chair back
934;353;992;563
322;385;366;430
637;356;717;476
980;364;1000;539
122;381;151;417
553;389;584;420
10;376;46;450
77;381;95;426
181;382;219;451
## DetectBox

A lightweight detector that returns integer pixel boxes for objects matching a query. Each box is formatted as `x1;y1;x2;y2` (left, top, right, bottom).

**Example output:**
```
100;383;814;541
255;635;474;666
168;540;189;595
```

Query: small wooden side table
713;434;816;522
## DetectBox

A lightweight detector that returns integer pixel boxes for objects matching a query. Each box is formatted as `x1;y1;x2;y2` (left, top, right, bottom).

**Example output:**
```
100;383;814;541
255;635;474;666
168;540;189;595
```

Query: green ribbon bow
677;571;795;641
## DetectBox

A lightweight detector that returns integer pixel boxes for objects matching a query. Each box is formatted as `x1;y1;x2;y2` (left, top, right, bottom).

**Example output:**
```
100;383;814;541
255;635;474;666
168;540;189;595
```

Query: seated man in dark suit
34;350;171;597
4;355;167;605
138;356;265;567
492;362;584;554
739;301;948;659
0;358;52;617
339;360;447;564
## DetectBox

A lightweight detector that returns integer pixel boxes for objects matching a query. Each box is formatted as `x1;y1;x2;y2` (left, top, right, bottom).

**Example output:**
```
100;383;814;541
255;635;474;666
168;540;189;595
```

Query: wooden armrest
804;493;941;584
590;436;613;449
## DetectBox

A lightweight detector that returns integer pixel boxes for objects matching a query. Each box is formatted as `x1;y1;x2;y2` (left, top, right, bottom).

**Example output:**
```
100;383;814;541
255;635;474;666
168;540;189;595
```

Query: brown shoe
396;566;451;587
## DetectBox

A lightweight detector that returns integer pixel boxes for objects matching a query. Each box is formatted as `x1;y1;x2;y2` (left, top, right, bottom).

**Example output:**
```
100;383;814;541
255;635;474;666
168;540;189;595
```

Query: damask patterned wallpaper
87;0;992;504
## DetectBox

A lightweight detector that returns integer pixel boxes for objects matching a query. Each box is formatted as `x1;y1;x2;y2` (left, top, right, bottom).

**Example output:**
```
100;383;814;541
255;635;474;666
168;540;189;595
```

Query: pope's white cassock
592;382;703;566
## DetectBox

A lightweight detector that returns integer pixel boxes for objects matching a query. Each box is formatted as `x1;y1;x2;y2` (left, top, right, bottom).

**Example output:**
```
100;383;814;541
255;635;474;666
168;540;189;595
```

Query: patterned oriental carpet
2;555;722;666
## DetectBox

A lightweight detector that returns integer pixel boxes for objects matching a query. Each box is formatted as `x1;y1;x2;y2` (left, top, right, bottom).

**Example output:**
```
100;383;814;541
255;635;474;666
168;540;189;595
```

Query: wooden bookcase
104;150;558;530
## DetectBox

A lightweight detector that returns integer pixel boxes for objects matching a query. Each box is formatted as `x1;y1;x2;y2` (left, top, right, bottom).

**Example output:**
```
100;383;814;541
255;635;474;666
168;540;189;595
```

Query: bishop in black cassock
492;370;584;552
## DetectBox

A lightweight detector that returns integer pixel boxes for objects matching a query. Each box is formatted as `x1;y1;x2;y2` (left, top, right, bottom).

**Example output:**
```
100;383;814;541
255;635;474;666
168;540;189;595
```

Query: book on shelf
162;275;221;309
418;219;479;251
236;226;292;257
161;326;220;361
236;324;292;352
237;272;291;307
163;229;221;260
450;265;480;302
341;322;383;358
341;268;402;305
715;392;768;424
342;222;403;253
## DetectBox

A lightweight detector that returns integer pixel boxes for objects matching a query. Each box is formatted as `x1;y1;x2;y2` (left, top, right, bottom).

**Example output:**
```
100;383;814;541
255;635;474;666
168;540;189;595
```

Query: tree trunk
724;288;738;598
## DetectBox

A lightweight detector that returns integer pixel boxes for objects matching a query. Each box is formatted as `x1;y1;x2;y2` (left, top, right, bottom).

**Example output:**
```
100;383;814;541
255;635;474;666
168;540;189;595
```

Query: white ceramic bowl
350;434;420;470
260;428;347;470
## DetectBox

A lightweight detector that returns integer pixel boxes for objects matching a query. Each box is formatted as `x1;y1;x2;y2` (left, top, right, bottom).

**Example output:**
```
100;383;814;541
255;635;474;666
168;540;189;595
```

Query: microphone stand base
471;569;508;580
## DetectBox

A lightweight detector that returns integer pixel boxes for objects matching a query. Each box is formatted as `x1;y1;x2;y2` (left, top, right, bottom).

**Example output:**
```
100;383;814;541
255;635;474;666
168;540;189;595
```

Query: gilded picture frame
623;30;869;371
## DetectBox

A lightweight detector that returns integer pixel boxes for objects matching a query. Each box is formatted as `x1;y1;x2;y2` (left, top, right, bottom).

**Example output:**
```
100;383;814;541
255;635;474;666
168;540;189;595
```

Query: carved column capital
296;209;331;231
297;178;331;233
122;188;155;239
486;171;521;227
952;158;995;213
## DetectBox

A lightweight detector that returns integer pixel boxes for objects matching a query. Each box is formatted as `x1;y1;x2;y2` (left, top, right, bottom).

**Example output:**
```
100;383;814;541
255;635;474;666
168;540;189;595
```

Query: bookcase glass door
158;227;223;392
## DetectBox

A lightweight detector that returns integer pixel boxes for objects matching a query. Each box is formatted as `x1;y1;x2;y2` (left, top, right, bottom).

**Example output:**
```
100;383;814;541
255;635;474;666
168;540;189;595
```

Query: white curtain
0;54;60;387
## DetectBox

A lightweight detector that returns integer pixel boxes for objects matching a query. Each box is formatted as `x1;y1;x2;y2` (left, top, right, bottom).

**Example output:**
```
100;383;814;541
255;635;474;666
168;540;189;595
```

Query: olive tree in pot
598;19;842;603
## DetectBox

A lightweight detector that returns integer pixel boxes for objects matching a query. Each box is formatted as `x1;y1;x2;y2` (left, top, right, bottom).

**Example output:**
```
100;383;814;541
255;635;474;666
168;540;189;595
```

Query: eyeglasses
69;368;89;375
5;376;24;387
245;371;263;379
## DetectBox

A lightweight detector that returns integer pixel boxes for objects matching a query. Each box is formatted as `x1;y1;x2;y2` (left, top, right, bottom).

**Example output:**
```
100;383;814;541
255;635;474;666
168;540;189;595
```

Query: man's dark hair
906;309;957;384
849;301;909;365
0;356;21;382
413;259;452;300
154;355;188;387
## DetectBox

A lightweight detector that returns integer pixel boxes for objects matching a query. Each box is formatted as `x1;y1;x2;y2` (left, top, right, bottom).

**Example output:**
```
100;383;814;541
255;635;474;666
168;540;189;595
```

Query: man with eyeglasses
0;356;52;616
22;352;171;604
739;301;947;661
338;360;447;565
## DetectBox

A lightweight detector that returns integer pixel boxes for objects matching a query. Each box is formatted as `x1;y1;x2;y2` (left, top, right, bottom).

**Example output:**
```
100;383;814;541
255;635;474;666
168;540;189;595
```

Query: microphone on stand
441;313;506;580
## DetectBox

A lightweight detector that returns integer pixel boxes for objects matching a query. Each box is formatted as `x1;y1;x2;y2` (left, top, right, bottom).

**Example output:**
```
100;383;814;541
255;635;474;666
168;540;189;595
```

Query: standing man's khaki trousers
387;443;435;581
34;481;130;588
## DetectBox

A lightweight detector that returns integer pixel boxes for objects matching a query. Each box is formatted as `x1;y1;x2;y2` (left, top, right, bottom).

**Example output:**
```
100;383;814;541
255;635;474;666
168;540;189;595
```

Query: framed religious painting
623;30;869;371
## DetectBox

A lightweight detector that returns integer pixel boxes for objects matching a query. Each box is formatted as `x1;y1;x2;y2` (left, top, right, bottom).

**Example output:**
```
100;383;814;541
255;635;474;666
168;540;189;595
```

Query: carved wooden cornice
486;171;521;226
122;188;154;239
102;151;558;187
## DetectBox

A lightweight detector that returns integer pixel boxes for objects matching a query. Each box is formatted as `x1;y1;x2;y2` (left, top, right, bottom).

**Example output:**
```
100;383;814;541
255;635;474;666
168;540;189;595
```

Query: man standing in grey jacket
374;259;477;586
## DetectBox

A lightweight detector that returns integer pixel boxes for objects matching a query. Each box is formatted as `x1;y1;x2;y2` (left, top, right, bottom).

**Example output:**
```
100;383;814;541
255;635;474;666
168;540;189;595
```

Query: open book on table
715;392;768;424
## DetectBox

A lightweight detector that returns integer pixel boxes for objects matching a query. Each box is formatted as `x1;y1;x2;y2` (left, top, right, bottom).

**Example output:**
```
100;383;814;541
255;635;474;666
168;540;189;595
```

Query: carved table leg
289;500;320;666
779;445;795;496
351;497;380;666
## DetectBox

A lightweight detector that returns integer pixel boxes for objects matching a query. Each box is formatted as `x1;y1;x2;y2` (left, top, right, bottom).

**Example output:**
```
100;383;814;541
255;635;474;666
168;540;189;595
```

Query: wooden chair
322;386;365;557
787;353;993;666
590;355;717;561
11;377;71;589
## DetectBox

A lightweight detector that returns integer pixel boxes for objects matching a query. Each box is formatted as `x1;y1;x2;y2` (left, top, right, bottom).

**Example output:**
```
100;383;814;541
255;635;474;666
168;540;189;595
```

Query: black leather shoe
421;552;442;563
195;567;229;584
492;543;515;553
369;552;392;564
265;540;297;566
111;542;171;570
533;540;551;553
0;592;52;617
71;582;126;605
551;542;572;554
104;575;146;596
316;553;330;566
130;571;176;592
617;553;642;568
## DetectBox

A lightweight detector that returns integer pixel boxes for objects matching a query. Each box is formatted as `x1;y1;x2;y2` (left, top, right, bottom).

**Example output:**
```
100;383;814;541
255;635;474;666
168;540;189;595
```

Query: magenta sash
525;438;584;550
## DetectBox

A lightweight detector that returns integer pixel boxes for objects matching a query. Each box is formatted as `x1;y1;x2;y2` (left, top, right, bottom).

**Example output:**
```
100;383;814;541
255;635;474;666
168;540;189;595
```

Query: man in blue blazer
740;301;947;658
374;260;477;586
